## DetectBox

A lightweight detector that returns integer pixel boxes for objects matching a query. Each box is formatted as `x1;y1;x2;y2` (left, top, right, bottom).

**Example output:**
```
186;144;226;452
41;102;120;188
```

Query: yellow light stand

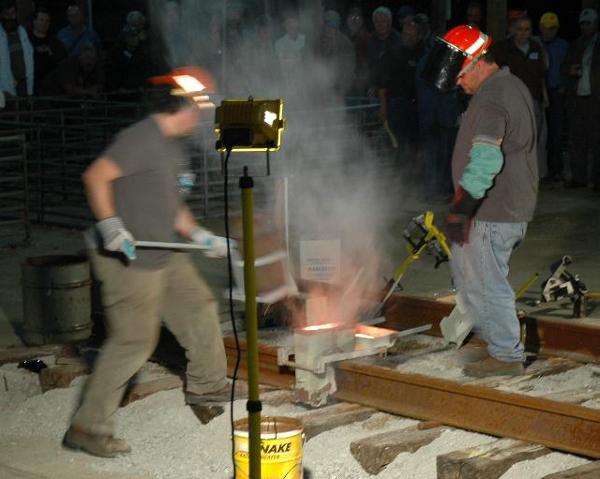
216;98;286;479
239;167;261;479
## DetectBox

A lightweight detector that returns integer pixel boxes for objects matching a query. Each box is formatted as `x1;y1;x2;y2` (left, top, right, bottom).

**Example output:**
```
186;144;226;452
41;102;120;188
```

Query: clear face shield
420;36;469;92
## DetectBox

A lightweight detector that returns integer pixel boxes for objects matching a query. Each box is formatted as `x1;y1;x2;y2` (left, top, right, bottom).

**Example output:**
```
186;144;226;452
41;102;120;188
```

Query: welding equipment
369;211;451;322
541;256;589;318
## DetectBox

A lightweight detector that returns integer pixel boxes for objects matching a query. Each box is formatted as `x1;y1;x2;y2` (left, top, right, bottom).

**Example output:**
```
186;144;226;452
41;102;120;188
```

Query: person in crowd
234;14;280;96
396;5;416;31
466;1;484;29
29;6;66;95
562;8;600;190
314;10;355;98
377;14;424;162
537;12;569;183
491;15;547;179
366;6;400;97
423;24;537;377
106;25;148;93
0;0;33;96
416;14;464;201
275;11;306;95
506;9;527;37
57;4;100;57
62;69;238;458
344;5;370;96
125;10;147;43
42;41;103;97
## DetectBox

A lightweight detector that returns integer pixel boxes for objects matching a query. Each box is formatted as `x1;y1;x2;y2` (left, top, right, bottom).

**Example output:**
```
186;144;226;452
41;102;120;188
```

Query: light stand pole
240;165;262;479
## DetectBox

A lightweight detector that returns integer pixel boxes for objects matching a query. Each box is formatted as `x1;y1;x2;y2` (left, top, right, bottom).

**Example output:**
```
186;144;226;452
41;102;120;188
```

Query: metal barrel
21;255;92;345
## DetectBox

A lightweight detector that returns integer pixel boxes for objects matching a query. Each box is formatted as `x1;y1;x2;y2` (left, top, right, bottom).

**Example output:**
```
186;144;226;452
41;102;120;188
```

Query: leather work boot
185;381;249;405
457;345;489;364
463;356;524;378
62;427;131;458
189;404;225;425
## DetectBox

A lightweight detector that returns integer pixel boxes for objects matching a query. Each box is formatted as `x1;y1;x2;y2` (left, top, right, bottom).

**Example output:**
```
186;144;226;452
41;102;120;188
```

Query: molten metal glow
173;75;206;93
301;322;339;332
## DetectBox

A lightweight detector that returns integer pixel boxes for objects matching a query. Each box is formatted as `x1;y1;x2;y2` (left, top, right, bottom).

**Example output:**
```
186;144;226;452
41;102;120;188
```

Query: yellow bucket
233;416;304;479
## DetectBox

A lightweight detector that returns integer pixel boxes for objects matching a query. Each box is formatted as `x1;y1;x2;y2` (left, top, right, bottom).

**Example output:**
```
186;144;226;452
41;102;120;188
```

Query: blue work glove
96;216;136;260
190;227;235;258
444;188;481;246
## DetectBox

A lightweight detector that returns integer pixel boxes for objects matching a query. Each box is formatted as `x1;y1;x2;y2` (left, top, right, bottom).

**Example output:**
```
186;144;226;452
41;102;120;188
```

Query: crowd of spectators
0;1;151;100
1;1;599;197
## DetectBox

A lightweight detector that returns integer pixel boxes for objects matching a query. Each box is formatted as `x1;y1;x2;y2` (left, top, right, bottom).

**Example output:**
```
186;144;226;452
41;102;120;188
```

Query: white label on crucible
299;239;341;283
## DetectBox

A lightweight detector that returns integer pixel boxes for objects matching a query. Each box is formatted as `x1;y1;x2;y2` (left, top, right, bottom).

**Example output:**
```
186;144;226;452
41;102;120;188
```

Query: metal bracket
277;324;432;374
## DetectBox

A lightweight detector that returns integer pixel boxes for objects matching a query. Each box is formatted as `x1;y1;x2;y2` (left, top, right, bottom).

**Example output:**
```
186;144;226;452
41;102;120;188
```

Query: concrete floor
0;183;599;348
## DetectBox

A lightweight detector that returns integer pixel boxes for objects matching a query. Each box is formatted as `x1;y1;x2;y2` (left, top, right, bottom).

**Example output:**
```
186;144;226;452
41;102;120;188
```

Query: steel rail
223;333;600;458
382;294;600;360
221;293;600;458
334;359;600;458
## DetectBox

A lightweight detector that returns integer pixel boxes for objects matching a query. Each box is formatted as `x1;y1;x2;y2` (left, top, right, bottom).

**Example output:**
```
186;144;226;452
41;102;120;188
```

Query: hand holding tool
190;227;233;258
96;216;136;260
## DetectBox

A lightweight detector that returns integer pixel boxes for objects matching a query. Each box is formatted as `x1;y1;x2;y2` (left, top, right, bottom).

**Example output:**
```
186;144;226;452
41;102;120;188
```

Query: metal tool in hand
134;240;212;250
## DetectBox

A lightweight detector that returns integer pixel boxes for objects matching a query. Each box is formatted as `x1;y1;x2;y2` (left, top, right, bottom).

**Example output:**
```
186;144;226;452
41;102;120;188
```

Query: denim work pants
72;251;228;436
450;221;527;362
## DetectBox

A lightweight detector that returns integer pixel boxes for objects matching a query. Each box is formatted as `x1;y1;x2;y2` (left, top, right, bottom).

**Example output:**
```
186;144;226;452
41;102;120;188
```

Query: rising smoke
150;0;401;326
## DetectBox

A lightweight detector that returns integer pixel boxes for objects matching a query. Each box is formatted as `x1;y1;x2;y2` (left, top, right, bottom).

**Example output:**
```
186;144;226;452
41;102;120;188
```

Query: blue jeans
450;221;527;362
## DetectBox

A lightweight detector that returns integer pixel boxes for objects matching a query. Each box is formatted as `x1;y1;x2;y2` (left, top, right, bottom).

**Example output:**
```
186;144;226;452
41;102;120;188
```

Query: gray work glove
190;227;235;258
96;216;136;260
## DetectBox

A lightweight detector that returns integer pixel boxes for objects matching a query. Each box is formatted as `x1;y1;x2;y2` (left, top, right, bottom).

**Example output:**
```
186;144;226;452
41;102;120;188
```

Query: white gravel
0;355;56;411
500;452;590;479
497;364;600;407
0;355;595;478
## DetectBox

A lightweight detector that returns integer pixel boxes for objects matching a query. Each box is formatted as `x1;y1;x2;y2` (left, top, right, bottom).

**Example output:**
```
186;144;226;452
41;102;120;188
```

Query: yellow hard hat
540;12;559;29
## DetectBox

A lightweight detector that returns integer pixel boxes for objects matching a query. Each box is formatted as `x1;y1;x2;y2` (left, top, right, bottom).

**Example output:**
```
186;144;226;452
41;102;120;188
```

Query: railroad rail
223;294;600;459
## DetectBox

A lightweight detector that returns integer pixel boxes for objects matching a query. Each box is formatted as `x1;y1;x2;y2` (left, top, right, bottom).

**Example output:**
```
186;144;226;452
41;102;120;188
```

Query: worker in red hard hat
62;67;242;458
422;25;539;377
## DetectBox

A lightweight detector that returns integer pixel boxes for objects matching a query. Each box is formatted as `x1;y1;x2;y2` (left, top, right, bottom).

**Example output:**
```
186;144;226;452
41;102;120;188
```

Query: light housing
214;98;285;152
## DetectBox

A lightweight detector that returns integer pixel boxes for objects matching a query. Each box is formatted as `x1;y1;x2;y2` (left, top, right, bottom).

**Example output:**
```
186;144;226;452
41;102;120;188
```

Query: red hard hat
421;24;492;91
442;25;492;74
150;66;216;94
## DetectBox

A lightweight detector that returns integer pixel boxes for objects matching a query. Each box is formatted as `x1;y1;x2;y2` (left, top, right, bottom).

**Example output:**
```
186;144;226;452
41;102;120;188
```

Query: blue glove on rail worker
190;227;235;258
96;216;136;260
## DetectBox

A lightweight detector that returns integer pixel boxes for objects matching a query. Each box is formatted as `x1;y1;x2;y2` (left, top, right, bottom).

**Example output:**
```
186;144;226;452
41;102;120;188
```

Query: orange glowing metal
354;333;374;339
301;322;340;332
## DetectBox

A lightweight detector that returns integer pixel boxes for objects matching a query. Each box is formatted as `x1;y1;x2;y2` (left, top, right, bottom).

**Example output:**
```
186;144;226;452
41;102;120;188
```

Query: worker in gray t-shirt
422;25;538;378
63;69;239;458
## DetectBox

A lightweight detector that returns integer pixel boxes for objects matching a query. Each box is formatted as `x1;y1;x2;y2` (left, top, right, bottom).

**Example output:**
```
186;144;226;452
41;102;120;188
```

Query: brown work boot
189;404;225;424
463;356;524;378
456;345;489;364
62;427;131;458
185;381;248;405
